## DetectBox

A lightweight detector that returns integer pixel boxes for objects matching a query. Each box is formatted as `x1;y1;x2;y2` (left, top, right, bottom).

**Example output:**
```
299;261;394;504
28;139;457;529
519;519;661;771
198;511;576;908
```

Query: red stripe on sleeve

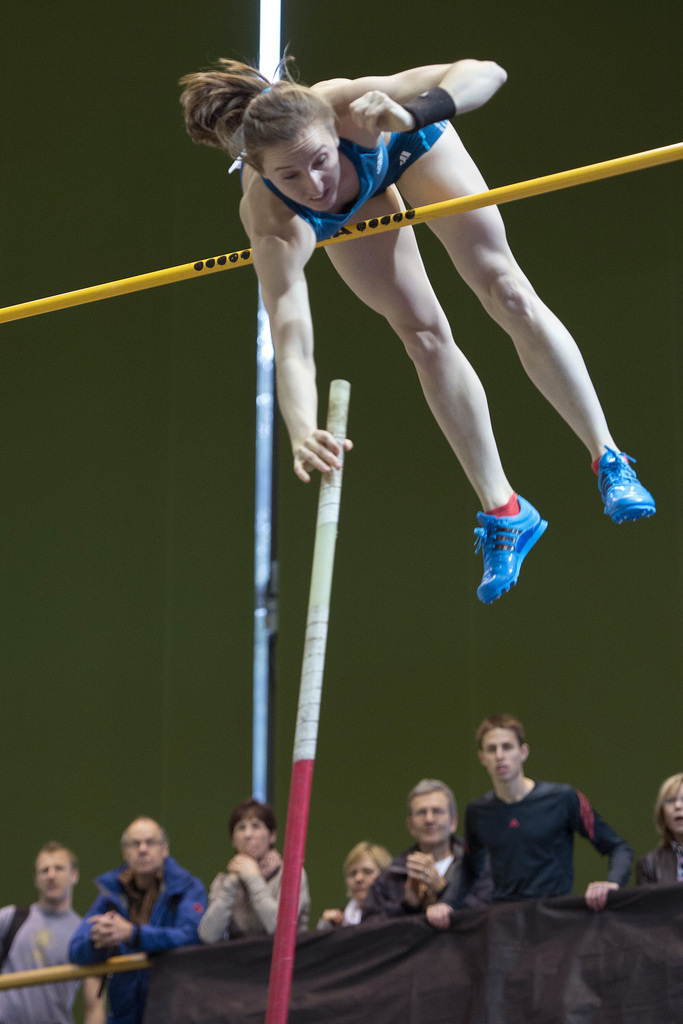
577;790;595;839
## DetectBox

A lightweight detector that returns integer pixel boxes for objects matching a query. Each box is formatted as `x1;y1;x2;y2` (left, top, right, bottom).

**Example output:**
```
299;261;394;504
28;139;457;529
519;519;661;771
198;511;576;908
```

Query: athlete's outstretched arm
316;59;507;133
245;203;350;482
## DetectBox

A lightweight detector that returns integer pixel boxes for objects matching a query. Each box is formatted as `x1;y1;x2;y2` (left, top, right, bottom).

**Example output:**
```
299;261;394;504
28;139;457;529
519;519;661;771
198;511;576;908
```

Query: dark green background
1;0;680;937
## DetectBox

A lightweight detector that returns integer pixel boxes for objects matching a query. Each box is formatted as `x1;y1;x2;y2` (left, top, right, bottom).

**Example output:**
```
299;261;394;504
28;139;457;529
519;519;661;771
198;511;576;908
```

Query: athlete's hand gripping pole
264;379;351;1024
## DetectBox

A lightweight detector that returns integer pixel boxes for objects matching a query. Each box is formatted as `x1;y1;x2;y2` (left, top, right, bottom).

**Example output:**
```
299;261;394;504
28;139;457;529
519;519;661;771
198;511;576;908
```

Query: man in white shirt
362;779;491;918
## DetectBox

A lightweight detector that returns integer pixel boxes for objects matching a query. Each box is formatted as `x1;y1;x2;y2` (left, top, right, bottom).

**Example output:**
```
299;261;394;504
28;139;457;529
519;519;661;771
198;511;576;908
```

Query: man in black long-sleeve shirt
427;714;632;929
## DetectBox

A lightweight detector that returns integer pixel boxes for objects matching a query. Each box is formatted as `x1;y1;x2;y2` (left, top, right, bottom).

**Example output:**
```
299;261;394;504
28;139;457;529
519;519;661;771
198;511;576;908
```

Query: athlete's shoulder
240;172;307;242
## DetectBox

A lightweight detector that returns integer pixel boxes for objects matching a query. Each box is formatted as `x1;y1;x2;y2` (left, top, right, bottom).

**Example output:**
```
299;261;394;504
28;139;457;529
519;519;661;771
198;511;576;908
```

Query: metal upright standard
252;0;283;805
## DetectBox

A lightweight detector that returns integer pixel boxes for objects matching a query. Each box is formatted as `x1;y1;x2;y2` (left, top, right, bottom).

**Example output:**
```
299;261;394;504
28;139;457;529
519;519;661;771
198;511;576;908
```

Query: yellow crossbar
1;142;681;326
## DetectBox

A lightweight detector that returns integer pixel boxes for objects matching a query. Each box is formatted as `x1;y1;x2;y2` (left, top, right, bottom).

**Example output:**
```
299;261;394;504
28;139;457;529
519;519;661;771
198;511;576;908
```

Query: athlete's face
478;728;529;785
260;122;341;209
662;782;683;843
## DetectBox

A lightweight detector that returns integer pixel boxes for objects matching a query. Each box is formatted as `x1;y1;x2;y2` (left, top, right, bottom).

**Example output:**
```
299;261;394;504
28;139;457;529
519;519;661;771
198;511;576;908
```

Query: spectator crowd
1;714;681;1024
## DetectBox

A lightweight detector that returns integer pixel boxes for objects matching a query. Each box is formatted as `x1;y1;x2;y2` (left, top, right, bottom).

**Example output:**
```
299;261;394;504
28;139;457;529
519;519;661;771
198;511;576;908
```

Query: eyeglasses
410;807;450;819
123;838;165;850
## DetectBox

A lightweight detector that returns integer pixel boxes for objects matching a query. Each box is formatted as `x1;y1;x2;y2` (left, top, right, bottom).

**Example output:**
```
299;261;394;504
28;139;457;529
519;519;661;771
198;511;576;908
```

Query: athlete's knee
389;311;452;366
403;330;447;367
486;272;537;328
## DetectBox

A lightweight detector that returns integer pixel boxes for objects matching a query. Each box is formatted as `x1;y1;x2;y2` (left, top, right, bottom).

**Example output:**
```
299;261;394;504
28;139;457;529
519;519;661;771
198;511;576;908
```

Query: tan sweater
197;866;310;942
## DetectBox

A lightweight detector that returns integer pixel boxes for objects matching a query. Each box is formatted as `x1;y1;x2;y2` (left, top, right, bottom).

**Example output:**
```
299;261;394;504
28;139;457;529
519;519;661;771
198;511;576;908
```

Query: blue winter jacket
69;856;207;1024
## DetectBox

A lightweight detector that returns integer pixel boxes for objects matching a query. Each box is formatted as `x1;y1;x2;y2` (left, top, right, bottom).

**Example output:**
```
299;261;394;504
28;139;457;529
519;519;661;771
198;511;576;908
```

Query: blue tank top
258;124;448;243
261;136;389;243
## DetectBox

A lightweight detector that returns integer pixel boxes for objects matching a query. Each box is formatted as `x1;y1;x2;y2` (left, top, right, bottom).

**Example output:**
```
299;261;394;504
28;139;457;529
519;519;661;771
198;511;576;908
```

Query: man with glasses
362;779;491;919
69;817;206;1023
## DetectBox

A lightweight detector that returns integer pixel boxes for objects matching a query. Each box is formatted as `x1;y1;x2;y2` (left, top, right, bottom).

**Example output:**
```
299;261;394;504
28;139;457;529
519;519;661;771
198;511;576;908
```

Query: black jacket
362;838;492;919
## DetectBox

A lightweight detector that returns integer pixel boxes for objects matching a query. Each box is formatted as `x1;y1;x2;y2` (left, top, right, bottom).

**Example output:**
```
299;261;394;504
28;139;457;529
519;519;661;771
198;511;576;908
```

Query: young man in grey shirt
0;841;104;1024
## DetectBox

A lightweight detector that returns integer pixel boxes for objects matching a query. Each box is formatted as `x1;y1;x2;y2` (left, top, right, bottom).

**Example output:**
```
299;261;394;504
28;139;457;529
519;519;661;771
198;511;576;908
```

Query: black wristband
402;87;457;132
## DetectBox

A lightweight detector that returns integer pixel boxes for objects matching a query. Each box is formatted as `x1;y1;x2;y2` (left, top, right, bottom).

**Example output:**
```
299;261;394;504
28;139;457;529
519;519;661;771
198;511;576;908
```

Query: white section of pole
293;380;350;761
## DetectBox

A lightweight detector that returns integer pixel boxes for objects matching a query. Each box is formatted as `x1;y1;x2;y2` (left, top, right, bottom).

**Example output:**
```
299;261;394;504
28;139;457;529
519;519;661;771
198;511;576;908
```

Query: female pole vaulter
179;56;655;604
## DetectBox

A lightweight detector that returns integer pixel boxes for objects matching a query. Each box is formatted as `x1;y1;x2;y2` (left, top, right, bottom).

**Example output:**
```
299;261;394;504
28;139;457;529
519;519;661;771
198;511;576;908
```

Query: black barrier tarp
144;886;683;1024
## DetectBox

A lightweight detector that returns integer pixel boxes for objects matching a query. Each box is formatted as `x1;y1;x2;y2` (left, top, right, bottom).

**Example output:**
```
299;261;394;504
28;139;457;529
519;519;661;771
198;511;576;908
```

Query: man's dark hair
476;714;526;749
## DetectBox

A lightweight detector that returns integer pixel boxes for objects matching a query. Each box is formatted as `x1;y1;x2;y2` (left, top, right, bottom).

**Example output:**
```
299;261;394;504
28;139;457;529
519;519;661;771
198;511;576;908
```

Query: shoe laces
600;446;637;487
474;517;520;555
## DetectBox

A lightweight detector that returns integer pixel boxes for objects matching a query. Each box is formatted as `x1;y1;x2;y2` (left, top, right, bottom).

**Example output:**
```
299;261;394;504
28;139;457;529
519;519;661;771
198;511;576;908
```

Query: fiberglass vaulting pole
252;0;282;804
266;380;351;1024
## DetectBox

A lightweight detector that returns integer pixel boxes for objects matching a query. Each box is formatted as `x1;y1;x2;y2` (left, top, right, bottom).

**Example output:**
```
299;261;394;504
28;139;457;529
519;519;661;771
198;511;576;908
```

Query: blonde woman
318;842;392;929
636;773;683;886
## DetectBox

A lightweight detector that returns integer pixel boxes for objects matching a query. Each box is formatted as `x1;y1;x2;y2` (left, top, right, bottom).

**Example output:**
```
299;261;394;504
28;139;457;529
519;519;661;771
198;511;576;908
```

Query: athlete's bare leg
398;123;617;463
325;184;513;510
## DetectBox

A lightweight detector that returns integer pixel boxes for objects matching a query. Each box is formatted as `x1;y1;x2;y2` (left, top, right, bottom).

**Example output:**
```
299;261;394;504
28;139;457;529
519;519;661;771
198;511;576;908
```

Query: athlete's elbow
484;60;507;88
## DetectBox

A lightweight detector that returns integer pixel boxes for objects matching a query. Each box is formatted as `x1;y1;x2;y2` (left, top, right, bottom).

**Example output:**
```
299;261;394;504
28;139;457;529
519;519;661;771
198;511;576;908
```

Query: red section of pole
265;758;314;1024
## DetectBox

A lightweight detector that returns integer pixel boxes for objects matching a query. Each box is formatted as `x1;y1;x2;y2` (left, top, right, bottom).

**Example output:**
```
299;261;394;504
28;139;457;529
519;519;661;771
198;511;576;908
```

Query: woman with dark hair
198;799;310;941
179;56;655;605
636;773;683;886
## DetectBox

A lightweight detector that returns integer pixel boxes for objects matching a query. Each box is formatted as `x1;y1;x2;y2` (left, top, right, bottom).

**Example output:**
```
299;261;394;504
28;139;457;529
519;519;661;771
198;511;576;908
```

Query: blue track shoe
597;447;656;523
474;496;548;604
